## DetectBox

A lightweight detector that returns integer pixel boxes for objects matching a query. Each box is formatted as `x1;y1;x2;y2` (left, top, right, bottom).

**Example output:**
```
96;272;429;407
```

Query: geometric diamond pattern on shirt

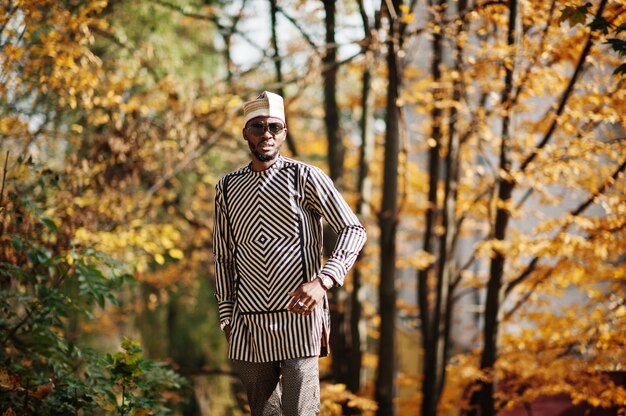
254;218;293;257
228;166;303;310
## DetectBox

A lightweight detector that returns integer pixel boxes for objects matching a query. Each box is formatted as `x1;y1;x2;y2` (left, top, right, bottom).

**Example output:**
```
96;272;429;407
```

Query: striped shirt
213;155;366;362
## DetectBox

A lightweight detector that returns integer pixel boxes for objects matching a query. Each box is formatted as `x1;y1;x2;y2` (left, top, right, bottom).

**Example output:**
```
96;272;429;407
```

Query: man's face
243;116;287;163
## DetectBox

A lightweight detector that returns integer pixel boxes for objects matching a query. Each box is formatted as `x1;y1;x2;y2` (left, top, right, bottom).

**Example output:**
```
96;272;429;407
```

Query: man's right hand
223;324;231;342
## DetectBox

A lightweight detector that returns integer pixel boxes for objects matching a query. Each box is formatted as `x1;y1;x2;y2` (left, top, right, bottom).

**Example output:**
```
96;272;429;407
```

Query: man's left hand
288;279;326;316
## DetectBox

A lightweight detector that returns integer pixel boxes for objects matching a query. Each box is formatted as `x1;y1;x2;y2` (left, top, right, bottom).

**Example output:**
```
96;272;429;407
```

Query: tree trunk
348;39;375;397
420;1;445;414
468;0;518;414
322;0;344;185
436;0;467;401
375;4;401;414
270;0;298;156
319;0;351;385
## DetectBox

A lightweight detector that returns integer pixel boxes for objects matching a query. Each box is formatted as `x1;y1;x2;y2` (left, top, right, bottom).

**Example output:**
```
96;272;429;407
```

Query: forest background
1;0;626;415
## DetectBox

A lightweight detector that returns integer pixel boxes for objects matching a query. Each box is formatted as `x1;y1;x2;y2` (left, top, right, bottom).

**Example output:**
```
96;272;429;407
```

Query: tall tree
419;1;446;415
376;0;402;414
467;0;520;413
319;0;351;385
347;0;379;393
435;0;467;407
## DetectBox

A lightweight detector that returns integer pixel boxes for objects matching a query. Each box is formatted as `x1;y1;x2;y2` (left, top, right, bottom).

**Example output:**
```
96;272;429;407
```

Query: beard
253;150;278;162
249;140;280;162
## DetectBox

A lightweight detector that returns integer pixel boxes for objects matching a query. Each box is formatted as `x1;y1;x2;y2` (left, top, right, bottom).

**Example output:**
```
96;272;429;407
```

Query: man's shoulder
215;166;248;191
280;157;325;176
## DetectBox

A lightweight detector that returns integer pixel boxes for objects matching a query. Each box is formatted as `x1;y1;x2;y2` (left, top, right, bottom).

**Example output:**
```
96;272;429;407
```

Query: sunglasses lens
248;124;265;136
269;123;284;134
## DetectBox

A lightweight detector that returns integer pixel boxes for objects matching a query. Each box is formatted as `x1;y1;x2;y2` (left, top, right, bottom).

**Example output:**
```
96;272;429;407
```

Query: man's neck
250;155;280;172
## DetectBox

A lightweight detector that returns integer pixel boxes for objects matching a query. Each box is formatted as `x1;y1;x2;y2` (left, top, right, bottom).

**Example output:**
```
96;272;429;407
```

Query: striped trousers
232;357;320;416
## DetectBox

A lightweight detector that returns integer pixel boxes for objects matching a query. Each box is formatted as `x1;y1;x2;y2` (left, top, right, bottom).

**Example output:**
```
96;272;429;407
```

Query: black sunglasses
246;122;286;137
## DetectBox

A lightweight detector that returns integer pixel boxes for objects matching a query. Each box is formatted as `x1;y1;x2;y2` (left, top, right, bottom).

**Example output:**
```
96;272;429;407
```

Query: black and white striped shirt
213;156;366;362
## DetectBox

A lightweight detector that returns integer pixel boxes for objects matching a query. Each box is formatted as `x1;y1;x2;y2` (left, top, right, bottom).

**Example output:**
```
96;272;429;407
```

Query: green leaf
96;292;105;308
121;337;142;354
41;216;58;232
36;247;52;263
27;249;39;264
612;63;626;76
106;292;119;306
11;236;23;251
607;39;626;57
589;16;609;34
559;3;592;27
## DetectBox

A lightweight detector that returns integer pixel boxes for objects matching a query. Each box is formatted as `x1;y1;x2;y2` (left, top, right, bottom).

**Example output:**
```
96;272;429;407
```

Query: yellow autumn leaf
400;12;415;24
168;248;184;259
154;253;165;265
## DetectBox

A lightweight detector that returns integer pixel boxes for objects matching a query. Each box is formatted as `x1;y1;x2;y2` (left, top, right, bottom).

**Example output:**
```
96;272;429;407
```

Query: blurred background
1;0;625;415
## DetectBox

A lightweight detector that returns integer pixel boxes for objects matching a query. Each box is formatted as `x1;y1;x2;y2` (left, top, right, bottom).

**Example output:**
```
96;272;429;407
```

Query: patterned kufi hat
243;91;285;125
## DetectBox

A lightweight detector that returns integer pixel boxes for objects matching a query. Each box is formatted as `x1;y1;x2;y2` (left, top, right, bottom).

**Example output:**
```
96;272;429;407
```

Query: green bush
0;158;185;415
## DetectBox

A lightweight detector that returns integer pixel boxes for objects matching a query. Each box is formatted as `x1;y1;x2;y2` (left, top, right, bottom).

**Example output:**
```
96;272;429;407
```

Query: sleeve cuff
320;261;346;287
217;301;234;323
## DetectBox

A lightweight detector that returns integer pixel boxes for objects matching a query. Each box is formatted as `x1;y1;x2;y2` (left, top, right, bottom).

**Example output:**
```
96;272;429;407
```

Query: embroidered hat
243;91;285;125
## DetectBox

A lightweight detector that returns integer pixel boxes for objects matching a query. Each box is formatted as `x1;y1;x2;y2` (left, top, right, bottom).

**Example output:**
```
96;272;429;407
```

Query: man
213;91;366;416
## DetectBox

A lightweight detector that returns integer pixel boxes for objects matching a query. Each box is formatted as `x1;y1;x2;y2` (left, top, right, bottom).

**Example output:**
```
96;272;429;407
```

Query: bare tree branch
276;6;321;54
150;0;269;57
0;4;20;38
141;106;240;207
0;151;9;211
92;26;161;80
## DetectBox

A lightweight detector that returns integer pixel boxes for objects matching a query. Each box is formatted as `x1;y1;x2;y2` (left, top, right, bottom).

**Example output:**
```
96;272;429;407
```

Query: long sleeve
213;180;236;325
305;167;367;287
